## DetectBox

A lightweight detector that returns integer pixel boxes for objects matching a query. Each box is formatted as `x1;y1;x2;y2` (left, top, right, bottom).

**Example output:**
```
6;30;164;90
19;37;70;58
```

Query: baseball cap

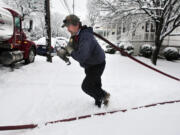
62;14;80;28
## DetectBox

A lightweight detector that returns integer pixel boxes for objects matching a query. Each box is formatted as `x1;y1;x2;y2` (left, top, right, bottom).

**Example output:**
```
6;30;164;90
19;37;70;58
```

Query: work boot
95;99;102;108
102;92;110;106
95;92;110;108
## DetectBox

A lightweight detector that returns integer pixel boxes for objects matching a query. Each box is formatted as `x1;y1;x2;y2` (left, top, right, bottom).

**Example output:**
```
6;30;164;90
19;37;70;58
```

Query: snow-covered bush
163;47;179;61
139;44;153;58
118;42;134;56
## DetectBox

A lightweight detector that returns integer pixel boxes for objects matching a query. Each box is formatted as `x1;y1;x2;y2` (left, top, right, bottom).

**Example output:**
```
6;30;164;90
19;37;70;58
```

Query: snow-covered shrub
163;47;179;61
118;42;134;56
139;44;153;58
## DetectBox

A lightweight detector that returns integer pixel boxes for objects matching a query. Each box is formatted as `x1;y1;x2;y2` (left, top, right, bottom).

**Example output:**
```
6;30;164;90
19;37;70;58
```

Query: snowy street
1;0;180;134
0;54;180;135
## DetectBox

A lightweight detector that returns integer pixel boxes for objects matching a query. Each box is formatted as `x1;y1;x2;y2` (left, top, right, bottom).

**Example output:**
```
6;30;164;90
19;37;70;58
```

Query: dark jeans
81;61;106;101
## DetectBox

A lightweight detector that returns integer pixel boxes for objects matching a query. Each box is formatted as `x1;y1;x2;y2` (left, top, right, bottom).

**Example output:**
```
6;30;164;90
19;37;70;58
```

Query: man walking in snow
58;14;110;108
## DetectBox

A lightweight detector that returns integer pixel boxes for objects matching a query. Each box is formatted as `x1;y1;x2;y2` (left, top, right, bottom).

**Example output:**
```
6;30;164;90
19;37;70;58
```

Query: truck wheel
25;48;35;64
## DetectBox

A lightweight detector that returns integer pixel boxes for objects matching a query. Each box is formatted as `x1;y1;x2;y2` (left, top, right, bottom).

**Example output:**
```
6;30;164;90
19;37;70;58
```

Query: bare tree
51;13;69;38
3;0;45;40
93;0;180;65
87;0;100;27
3;0;44;20
136;0;180;65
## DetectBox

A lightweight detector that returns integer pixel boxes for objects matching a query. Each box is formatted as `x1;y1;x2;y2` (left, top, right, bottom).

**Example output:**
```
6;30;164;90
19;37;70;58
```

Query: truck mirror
22;19;33;32
28;20;33;32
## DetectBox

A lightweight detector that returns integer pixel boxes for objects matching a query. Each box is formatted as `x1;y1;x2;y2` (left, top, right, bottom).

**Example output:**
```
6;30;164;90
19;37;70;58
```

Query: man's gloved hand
56;47;67;58
56;47;71;65
65;45;74;55
64;37;75;55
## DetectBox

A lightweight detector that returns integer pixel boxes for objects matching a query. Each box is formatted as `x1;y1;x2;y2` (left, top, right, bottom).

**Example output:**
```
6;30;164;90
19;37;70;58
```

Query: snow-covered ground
0;54;180;135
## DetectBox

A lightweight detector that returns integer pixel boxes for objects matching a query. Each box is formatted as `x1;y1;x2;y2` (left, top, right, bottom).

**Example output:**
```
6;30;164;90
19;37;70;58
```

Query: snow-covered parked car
34;37;57;57
56;37;69;48
96;38;117;54
105;45;116;54
104;41;119;54
34;37;69;57
96;39;108;52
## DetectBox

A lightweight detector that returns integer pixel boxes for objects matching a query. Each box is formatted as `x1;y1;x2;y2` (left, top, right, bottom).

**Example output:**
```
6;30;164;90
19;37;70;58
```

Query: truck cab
0;7;36;66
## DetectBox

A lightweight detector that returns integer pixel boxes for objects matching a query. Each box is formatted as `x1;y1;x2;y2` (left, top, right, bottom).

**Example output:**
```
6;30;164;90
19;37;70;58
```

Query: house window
132;30;136;36
150;33;155;41
117;26;121;35
123;27;126;33
151;23;155;32
144;33;149;40
146;21;155;32
145;21;150;32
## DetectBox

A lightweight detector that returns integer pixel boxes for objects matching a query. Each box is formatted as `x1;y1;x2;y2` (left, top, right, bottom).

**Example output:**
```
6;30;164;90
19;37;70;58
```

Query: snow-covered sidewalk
0;54;180;134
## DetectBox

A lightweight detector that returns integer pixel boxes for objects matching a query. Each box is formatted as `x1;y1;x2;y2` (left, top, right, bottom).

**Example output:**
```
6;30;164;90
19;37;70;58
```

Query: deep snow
0;54;180;135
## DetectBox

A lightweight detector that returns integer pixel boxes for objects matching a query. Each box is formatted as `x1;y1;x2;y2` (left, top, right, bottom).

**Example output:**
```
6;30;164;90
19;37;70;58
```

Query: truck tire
24;48;35;64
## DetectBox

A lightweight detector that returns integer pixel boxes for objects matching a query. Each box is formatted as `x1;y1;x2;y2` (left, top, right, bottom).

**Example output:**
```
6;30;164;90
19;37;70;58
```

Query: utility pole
45;0;52;62
73;0;75;14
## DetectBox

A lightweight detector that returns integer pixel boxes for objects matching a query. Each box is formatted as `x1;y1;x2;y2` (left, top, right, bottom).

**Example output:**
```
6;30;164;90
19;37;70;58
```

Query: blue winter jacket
71;26;105;68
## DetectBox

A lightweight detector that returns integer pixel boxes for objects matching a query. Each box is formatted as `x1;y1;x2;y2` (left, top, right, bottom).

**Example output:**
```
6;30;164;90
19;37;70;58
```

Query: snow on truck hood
0;1;21;16
0;7;14;41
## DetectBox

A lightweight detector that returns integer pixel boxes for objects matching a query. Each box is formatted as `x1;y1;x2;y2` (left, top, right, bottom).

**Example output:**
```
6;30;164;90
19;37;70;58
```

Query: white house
94;14;180;55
